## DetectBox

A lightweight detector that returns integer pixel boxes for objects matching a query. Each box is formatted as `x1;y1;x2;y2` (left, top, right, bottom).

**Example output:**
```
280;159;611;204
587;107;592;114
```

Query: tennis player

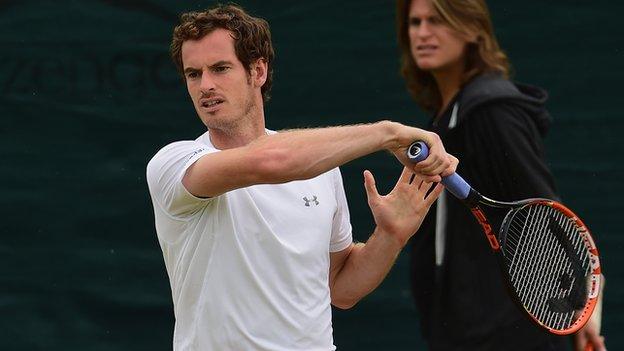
395;0;605;350
146;4;457;350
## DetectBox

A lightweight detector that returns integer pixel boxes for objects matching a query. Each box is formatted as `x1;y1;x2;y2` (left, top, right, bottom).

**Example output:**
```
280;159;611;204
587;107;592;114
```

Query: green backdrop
1;1;622;350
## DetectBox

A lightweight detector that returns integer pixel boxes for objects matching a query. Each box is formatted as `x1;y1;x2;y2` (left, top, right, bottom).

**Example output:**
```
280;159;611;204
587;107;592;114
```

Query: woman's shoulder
456;73;551;135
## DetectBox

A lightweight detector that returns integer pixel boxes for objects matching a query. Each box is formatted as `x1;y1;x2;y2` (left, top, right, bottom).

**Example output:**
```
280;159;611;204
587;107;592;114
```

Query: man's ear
249;58;268;88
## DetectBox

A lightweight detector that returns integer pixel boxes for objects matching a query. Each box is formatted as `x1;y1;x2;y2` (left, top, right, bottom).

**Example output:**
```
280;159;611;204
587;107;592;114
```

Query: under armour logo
187;148;206;162
303;196;319;207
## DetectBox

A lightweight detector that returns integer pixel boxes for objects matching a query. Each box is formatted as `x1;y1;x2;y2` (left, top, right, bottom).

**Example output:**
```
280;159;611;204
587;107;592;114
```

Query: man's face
408;0;471;73
181;28;256;130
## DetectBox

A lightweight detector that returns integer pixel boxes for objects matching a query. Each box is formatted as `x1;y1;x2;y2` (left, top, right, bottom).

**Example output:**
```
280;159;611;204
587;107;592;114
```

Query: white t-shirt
146;131;353;351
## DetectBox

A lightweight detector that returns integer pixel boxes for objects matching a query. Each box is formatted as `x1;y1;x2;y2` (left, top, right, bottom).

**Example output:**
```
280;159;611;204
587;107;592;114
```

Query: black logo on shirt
303;196;319;207
186;148;206;162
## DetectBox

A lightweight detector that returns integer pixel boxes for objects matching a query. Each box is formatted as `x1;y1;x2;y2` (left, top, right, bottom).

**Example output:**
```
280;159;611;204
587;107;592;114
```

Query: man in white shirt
146;4;457;350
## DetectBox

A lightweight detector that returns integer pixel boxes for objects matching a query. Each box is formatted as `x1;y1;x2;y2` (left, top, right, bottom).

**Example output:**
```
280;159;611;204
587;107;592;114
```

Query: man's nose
200;71;216;91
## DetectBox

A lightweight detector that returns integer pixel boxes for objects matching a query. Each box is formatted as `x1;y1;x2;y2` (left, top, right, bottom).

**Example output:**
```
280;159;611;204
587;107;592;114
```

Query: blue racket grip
406;141;471;200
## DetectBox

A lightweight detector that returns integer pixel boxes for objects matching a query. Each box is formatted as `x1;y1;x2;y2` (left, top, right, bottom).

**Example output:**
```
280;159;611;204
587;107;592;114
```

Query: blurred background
1;0;622;350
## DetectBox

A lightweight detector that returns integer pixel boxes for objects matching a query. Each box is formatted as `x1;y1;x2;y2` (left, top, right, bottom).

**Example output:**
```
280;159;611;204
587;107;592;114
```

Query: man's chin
197;108;225;122
200;116;241;131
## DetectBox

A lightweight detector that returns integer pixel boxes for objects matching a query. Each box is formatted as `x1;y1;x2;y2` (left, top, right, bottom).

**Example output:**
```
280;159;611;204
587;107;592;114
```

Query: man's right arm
183;121;455;198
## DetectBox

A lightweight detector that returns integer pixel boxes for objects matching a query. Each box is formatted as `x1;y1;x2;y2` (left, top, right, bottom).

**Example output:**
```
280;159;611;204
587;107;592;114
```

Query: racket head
498;200;601;335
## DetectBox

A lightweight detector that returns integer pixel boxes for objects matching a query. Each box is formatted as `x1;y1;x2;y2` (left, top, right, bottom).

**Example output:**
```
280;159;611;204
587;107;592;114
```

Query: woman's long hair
396;0;510;112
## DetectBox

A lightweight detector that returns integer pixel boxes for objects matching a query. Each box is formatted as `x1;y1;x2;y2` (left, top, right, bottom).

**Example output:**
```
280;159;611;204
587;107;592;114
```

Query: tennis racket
407;141;601;336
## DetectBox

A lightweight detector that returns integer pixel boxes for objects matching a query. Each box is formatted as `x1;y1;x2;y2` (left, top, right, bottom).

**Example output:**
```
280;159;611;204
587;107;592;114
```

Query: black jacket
410;74;568;350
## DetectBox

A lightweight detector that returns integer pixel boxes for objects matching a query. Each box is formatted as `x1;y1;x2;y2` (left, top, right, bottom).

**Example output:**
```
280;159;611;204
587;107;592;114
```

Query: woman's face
408;0;472;74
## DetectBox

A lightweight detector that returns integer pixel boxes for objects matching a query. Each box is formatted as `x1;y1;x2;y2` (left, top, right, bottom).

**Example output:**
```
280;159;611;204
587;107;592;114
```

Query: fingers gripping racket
408;141;601;336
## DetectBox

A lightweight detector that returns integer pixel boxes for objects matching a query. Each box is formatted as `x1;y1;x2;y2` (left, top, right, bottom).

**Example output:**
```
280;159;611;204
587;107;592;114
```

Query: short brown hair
171;4;275;103
396;0;510;112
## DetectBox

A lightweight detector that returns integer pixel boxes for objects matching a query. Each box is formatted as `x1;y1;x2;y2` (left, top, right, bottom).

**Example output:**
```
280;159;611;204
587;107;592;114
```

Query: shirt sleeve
146;140;217;218
329;167;353;252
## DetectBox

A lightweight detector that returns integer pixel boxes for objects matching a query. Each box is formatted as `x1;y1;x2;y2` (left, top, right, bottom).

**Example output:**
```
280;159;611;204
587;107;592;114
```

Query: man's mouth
200;99;224;109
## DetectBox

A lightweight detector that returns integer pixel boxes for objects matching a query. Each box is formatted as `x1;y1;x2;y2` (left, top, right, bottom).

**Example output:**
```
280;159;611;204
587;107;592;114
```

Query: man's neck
208;109;267;150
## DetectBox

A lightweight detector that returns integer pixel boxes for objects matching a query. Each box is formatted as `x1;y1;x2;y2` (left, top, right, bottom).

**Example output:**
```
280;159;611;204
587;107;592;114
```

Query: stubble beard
202;90;256;135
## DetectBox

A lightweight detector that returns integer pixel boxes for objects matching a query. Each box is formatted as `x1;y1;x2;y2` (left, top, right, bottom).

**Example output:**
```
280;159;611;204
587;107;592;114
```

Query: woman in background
395;0;605;350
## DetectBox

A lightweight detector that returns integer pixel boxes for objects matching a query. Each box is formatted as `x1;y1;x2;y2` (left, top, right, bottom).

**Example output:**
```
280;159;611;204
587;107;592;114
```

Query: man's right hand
387;123;458;182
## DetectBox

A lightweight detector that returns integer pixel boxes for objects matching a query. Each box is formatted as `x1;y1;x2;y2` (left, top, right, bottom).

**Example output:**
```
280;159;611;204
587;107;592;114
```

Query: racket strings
501;204;591;331
507;207;572;328
519;207;585;329
508;207;567;325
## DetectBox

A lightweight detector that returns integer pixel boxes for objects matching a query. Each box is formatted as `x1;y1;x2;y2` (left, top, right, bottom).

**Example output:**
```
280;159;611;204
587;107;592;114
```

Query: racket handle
406;141;471;200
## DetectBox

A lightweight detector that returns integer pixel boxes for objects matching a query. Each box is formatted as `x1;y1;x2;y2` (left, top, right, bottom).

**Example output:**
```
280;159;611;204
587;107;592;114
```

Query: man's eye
187;72;199;79
214;66;230;73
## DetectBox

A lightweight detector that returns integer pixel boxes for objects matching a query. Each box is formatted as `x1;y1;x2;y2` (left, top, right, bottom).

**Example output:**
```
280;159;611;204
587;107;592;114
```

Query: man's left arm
329;167;442;309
